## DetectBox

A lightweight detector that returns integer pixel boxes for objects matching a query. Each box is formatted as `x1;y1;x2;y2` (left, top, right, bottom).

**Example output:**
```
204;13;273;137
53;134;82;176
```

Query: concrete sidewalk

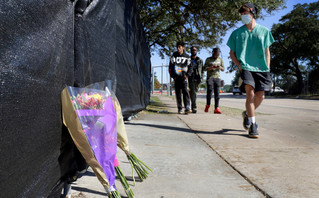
70;95;319;198
157;95;319;198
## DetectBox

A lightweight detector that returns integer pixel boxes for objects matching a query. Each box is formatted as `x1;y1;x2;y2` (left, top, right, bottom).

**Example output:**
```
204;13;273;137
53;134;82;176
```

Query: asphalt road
197;93;319;145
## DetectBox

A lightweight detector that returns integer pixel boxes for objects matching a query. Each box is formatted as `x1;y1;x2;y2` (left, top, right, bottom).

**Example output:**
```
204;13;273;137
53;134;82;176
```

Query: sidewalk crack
177;116;272;198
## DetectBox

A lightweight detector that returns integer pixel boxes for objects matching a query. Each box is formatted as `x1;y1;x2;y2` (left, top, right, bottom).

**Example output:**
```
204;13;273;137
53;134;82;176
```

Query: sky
150;0;317;86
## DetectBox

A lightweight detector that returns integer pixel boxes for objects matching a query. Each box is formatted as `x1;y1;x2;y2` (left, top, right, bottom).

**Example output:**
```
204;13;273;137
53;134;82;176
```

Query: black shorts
240;70;272;92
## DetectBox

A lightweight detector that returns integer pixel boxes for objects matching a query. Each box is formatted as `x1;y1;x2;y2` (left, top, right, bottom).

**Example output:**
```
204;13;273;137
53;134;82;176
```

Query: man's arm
203;58;209;71
186;57;193;78
199;59;204;81
169;56;176;79
229;49;242;71
265;47;271;72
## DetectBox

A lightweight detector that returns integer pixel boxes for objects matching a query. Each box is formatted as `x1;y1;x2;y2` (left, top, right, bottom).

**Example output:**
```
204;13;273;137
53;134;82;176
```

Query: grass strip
144;96;168;114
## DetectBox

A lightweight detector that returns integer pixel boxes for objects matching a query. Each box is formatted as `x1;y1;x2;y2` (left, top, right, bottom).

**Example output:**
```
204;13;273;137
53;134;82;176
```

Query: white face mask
241;14;251;24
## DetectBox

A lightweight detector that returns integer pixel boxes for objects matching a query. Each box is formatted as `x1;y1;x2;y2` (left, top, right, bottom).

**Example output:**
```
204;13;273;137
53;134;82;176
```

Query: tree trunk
293;60;304;94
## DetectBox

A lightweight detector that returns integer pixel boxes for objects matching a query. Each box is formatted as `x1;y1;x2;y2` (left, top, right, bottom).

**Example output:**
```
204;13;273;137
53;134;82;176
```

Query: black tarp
0;0;151;197
115;0;151;117
74;0;150;117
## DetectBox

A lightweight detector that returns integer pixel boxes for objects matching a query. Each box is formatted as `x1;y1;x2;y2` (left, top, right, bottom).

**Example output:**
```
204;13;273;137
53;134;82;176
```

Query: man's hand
208;65;220;70
265;47;271;72
229;49;242;72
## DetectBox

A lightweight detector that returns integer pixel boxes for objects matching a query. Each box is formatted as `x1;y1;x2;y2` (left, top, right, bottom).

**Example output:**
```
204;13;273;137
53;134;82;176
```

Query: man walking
203;47;224;114
227;3;274;138
188;46;204;113
169;41;193;114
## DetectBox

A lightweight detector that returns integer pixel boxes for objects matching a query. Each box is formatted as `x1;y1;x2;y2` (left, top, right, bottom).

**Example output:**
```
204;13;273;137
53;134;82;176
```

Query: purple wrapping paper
68;87;117;188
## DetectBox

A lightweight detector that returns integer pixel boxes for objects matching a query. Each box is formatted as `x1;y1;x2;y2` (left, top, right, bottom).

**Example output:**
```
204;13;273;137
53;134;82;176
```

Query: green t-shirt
203;57;224;79
227;24;274;72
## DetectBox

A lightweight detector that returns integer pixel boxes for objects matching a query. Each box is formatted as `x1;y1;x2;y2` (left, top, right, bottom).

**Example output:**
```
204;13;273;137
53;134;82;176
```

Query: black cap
240;3;258;18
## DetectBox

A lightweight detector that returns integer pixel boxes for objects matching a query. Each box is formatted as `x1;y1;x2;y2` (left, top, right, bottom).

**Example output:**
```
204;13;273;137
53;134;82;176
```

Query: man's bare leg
245;85;255;117
254;91;265;110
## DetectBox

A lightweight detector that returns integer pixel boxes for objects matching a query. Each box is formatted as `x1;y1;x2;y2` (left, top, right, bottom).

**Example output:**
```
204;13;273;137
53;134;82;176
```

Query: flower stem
108;190;121;198
126;152;152;182
115;166;134;198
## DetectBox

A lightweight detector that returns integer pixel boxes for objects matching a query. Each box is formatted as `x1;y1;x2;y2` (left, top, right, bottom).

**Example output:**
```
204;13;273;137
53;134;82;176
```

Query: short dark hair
191;46;197;50
213;47;220;53
239;3;258;18
176;41;185;47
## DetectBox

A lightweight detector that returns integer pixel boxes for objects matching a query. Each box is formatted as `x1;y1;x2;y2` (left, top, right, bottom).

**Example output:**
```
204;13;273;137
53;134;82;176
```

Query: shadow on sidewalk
71;186;107;196
79;171;96;177
117;176;143;183
126;123;247;137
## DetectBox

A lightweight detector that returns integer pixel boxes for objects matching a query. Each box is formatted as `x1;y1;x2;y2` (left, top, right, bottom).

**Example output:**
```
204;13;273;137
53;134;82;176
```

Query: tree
137;0;286;58
226;56;242;87
231;71;242;87
223;84;232;92
270;2;319;94
309;68;319;94
153;72;162;89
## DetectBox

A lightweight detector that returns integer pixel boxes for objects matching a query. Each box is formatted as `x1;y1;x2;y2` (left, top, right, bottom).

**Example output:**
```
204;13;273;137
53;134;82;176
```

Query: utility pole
161;63;163;95
169;76;172;96
152;65;169;95
151;67;154;94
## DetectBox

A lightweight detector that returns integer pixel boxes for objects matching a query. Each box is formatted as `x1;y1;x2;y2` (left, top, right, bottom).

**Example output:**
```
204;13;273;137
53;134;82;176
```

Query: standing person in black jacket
169;41;193;114
188;46;204;113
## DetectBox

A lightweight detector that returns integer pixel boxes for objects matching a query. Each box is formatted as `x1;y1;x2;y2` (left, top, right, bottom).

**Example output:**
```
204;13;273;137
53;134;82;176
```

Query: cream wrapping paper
61;87;110;189
113;97;130;155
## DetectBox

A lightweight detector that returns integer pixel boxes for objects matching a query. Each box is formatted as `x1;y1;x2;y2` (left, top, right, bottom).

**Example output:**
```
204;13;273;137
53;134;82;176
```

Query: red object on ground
204;105;210;112
214;107;222;114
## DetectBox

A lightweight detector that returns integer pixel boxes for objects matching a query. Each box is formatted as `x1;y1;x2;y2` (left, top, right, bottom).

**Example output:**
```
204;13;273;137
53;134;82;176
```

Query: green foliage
231;71;241;87
153;72;162;89
145;96;169;113
270;1;319;94
227;56;238;73
223;84;232;92
199;82;206;89
309;67;319;94
137;0;286;58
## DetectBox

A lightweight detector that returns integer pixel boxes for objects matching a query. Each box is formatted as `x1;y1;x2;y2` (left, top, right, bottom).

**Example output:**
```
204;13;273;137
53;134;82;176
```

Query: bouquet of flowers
112;97;152;184
61;85;120;198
